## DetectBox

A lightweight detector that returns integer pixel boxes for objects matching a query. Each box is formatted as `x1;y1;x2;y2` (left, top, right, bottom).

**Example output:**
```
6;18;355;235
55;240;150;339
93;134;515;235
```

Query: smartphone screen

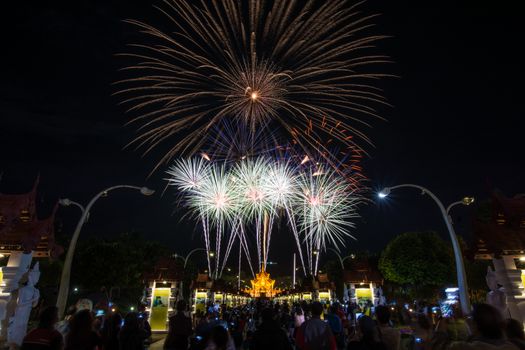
95;310;105;317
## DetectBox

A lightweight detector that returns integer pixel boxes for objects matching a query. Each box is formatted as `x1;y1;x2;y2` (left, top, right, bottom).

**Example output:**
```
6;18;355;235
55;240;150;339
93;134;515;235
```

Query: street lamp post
328;248;355;270
57;185;155;317
173;248;208;301
327;248;355;302
378;184;474;315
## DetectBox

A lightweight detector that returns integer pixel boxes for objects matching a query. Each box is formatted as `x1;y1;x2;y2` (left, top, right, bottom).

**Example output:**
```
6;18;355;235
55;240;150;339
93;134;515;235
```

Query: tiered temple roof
473;190;525;257
343;258;383;284
0;177;62;258
245;268;281;298
143;256;184;282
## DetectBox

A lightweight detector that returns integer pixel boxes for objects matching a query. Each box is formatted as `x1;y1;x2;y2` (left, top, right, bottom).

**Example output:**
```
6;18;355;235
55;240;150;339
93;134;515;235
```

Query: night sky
1;1;524;275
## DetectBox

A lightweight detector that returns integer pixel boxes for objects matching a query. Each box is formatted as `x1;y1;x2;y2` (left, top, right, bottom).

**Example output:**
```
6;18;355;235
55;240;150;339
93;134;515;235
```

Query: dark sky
1;1;524;275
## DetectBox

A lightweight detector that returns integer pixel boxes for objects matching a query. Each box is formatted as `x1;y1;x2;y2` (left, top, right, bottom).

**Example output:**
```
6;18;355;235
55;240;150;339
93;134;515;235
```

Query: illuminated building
191;273;213;316
316;273;335;303
245;268;281;298
143;257;183;332
343;258;383;306
0;177;63;337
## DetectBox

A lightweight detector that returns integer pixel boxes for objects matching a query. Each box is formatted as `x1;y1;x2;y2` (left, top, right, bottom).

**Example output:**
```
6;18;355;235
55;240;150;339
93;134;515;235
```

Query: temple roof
0;177;62;258
245;268;281;297
191;273;213;289
0;177;39;232
473;190;525;256
343;258;383;283
143;256;184;281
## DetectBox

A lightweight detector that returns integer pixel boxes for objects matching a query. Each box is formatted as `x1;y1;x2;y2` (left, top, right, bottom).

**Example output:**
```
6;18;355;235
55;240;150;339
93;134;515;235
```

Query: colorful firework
117;0;388;169
168;155;361;277
296;169;359;274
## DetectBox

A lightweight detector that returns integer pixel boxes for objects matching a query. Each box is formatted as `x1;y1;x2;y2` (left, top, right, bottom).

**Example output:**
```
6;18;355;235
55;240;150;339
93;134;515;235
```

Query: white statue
0;299;7;323
376;287;387;306
486;266;507;315
7;262;40;347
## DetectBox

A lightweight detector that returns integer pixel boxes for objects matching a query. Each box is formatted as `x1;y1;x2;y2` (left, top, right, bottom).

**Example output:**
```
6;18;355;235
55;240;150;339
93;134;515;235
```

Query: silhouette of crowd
20;300;525;350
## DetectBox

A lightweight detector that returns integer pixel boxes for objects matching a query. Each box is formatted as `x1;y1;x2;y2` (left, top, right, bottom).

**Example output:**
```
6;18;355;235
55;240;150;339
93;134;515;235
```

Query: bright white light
519;257;525;262
378;187;390;199
445;287;459;293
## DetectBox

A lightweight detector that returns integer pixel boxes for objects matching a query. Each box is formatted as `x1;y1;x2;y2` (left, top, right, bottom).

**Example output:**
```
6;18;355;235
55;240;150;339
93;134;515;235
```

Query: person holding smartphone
431;303;518;350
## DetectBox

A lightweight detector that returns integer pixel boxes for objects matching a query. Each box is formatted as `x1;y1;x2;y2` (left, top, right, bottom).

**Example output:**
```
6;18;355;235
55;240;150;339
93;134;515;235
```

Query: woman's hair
39;306;59;328
176;300;187;312
375;305;391;325
358;315;381;343
210;325;229;349
472;303;504;339
122;312;140;331
417;313;431;330
505;318;525;340
104;313;122;338
67;309;93;342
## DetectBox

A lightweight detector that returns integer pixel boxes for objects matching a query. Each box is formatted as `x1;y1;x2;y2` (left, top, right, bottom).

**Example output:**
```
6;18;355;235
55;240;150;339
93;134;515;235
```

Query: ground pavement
148;335;165;350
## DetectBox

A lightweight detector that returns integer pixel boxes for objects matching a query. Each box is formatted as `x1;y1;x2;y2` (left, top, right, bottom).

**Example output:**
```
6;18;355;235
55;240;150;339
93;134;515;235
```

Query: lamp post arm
388;184;471;315
328;248;344;270
446;201;463;216
341;256;354;264
184;248;207;269
56;185;149;317
66;200;85;213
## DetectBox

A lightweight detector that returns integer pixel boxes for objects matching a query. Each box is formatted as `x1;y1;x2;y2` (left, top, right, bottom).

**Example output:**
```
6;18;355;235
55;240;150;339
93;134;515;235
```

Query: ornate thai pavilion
245;267;281;298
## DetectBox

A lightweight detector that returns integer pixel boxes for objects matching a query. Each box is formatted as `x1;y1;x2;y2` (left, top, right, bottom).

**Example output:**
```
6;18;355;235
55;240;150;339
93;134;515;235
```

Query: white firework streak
192;164;239;278
296;169;358;275
232;157;275;270
220;219;241;276
166;157;210;192
167;155;359;278
239;223;256;278
262;160;307;275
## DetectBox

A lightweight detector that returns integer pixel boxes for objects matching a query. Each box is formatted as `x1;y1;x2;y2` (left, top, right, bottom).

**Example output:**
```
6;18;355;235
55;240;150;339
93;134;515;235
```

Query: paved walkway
148;336;165;350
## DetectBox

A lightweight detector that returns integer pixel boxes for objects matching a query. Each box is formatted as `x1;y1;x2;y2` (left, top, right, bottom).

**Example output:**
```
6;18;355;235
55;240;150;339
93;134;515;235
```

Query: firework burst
117;0;389;168
168;155;361;277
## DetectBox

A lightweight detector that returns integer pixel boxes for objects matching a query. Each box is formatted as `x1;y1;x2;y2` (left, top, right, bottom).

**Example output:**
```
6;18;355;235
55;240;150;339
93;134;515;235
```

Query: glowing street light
462;197;475;206
377;189;389;198
56;185;155;317
378;184;474;315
